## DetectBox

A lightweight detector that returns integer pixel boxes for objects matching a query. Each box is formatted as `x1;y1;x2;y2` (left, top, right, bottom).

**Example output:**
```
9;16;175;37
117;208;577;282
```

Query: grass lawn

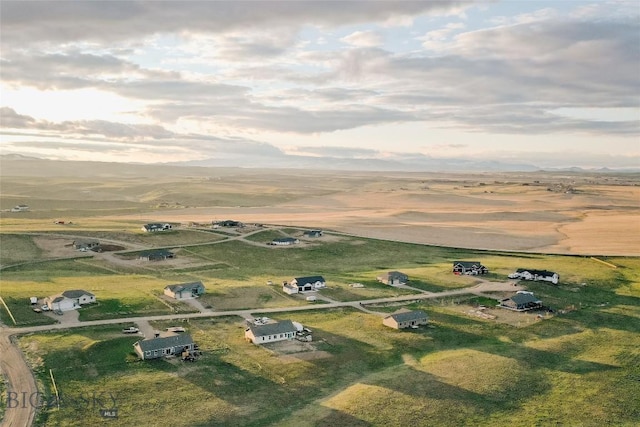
0;234;43;265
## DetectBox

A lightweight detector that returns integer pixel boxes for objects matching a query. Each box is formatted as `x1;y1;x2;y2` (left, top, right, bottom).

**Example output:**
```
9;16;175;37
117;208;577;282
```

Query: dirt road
0;332;38;427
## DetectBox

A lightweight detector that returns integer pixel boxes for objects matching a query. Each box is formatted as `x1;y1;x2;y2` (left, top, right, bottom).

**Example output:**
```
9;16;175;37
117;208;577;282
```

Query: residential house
377;271;408;286
452;261;488;275
139;249;175;261
163;281;205;300
133;333;195;360
11;204;29;212
142;223;173;232
269;237;299;246
510;269;559;285
290;276;326;292
500;292;543;311
45;289;95;311
383;309;429;329
73;239;100;251
245;320;298;344
303;230;323;238
213;220;242;228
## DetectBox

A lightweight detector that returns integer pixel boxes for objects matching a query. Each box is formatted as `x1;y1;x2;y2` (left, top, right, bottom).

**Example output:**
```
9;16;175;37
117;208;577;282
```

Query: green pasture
0;234;43;265
16;294;640;426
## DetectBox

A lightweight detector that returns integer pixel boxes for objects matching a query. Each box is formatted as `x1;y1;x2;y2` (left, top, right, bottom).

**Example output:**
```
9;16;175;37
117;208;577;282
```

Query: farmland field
1;160;639;426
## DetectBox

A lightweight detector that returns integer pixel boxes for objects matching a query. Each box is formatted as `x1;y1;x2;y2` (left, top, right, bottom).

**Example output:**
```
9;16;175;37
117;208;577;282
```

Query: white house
45;289;95;311
509;269;559;285
245;320;298;344
11;204;29;212
290;276;326;292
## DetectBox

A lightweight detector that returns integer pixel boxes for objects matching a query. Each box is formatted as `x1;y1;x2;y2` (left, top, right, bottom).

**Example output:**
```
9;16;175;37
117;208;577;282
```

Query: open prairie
1;158;639;426
1;157;639;256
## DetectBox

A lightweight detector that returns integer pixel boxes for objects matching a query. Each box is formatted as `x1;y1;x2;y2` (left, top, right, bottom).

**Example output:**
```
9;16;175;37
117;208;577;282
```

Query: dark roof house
291;276;326;292
142;223;172;232
139;250;175;261
500;293;542;311
133;333;195;360
453;261;488;275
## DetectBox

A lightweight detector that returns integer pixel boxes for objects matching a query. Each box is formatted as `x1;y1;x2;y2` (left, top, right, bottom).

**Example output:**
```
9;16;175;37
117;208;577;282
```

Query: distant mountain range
1;153;638;174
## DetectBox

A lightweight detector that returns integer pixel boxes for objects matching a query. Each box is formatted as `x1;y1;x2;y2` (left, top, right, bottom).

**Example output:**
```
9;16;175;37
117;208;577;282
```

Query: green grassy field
15;293;640;427
2;222;639;426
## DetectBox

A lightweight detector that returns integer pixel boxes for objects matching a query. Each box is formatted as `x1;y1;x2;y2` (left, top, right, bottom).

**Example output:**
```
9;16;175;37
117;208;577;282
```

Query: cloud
0;1;473;48
341;31;383;47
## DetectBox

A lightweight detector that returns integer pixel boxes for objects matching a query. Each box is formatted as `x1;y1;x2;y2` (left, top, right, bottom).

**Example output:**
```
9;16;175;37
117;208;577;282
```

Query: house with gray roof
290;276;326;292
377;271;408;286
383;309;429;329
139;249;175;261
44;289;95;312
500;292;542;311
163;281;205;300
269;237;299;246
245;320;299;344
133;333;195;360
509;269;559;285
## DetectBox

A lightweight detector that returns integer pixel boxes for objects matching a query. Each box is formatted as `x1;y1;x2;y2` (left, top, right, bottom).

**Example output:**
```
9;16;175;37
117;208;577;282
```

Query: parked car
122;327;140;334
41;305;50;311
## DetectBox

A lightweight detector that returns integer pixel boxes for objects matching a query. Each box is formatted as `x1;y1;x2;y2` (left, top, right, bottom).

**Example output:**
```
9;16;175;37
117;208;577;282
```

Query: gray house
163;281;205;300
500;292;542;311
139;250;175;261
377;271;408;286
133;333;195;360
383;310;429;329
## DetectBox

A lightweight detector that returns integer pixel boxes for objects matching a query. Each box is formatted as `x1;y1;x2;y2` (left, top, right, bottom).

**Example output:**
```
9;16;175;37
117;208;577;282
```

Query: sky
0;0;639;170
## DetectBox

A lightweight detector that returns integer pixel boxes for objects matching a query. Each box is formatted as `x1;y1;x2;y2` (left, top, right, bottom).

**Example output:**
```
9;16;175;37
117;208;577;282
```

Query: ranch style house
245;320;298;344
377;271;408;286
133;333;195;360
288;276;326;293
45;289;96;312
500;292;543;311
383;310;429;329
509;269;559;285
164;281;205;300
139;249;175;261
142;223;172;232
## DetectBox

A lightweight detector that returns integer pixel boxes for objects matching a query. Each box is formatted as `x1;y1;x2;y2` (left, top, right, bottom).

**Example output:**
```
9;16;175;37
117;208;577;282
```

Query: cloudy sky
1;0;638;170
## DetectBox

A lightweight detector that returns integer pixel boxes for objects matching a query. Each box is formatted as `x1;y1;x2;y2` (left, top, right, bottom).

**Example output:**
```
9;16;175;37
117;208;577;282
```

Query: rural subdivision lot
0;158;639;426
